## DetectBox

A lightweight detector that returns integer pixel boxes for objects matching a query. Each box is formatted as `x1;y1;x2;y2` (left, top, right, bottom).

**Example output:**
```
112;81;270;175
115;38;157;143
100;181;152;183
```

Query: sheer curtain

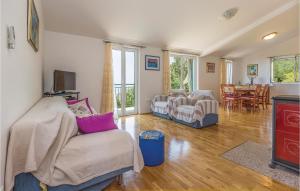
226;61;233;84
163;50;170;95
220;59;227;84
100;42;114;113
219;59;227;103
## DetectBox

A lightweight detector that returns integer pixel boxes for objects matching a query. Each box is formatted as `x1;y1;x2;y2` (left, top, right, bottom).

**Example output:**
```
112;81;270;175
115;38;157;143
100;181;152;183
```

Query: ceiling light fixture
221;7;239;20
262;32;277;40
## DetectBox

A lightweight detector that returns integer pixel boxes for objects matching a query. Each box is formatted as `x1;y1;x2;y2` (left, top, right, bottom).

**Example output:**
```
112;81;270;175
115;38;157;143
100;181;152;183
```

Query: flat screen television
54;70;76;92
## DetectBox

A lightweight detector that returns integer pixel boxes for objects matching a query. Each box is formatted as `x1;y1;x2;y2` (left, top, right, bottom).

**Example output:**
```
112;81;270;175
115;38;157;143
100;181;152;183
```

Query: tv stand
43;91;80;100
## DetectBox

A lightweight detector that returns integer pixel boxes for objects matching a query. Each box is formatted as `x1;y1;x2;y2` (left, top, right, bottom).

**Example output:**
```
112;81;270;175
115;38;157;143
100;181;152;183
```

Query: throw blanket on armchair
5;97;144;191
172;97;219;125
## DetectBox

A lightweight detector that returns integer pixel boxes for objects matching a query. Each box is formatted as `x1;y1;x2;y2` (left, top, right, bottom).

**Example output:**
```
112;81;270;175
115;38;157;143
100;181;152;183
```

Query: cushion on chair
177;105;195;115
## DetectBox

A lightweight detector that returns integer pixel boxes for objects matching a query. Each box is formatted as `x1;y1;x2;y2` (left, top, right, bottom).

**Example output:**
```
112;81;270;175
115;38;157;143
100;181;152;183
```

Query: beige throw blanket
5;97;144;191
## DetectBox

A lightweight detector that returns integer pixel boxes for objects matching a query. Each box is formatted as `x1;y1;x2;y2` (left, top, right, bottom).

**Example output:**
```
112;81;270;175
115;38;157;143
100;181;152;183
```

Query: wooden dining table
235;85;256;92
235;85;270;104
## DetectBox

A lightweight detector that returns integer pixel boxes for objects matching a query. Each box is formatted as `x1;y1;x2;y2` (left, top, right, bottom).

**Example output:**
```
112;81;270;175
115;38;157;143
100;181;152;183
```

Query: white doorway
112;47;138;116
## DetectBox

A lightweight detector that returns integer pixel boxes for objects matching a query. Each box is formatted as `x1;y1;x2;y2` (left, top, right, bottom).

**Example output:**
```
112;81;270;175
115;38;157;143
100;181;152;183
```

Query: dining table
235;85;270;104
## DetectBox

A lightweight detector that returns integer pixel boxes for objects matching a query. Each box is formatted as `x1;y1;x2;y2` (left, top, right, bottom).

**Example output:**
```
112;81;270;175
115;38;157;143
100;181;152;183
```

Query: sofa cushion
76;112;117;134
177;105;195;115
68;98;93;117
53;129;144;186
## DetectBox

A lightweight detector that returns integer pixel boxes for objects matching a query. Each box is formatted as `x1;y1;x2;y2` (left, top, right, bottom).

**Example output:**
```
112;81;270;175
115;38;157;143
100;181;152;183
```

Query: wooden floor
106;106;296;191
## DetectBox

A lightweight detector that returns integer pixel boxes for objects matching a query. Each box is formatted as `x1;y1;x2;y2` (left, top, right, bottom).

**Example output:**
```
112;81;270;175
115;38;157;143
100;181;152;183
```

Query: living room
0;0;299;191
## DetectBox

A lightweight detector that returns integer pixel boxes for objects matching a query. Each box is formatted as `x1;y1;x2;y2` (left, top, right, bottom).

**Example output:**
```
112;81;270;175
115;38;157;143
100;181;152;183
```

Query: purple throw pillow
76;112;117;134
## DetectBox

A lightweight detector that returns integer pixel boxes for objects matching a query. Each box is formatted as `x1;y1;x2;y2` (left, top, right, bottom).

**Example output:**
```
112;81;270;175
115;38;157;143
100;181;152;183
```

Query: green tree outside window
170;56;195;92
272;56;300;83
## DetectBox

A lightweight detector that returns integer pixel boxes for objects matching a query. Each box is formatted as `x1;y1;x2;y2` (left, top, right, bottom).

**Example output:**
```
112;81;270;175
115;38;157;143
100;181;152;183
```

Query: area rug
222;140;299;189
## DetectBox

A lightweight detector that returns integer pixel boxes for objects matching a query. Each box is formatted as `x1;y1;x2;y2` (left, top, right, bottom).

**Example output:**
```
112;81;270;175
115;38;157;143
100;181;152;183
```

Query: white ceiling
41;0;299;58
210;4;299;58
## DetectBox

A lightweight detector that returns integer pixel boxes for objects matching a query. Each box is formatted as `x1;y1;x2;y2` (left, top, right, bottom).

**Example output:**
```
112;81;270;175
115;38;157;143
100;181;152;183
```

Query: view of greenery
170;56;194;92
114;55;198;109
272;56;299;83
115;85;135;108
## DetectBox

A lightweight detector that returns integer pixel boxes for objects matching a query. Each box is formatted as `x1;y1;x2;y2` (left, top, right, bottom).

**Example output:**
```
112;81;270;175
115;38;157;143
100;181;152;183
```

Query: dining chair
240;84;262;112
221;84;240;111
258;84;269;110
221;84;232;109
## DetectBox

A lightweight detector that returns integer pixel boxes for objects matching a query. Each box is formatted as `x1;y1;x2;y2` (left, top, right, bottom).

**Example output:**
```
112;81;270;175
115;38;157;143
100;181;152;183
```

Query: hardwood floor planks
106;107;296;191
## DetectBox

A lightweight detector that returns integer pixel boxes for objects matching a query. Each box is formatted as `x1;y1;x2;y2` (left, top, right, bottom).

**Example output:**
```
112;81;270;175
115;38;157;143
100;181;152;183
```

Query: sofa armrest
161;95;169;101
151;95;169;111
195;100;219;115
152;95;168;102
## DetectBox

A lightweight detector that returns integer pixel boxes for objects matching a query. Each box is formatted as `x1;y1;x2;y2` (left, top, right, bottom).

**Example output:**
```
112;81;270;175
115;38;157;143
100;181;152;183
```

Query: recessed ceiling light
220;7;239;20
263;32;277;40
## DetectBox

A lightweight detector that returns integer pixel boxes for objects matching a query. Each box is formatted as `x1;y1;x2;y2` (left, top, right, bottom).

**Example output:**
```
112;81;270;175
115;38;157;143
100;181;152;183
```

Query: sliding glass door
112;47;138;116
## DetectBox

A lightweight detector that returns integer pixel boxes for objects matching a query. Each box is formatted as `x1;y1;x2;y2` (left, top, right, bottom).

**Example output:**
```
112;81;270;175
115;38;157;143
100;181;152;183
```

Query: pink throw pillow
76;112;117;134
67;99;80;105
67;98;93;114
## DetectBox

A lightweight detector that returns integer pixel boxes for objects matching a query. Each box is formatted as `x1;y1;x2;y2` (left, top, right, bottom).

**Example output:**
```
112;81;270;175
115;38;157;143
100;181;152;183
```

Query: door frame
112;45;139;116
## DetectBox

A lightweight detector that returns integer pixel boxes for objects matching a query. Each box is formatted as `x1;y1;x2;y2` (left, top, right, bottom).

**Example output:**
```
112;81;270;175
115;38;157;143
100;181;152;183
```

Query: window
170;54;197;92
271;55;299;83
226;60;233;84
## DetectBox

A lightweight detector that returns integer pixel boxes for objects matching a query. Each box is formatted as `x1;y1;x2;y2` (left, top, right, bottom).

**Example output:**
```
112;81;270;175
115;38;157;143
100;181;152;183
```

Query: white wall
44;31;164;114
139;47;163;113
44;31;104;111
43;31;227;113
237;36;300;97
198;56;221;100
1;0;44;188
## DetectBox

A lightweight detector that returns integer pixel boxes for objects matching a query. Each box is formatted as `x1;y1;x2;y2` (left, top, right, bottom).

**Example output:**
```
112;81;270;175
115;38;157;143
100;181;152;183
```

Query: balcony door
112;47;138;116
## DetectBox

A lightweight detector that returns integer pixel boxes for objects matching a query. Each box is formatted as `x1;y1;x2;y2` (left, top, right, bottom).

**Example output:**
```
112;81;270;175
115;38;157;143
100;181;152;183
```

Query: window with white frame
169;54;198;92
226;60;233;84
271;55;299;83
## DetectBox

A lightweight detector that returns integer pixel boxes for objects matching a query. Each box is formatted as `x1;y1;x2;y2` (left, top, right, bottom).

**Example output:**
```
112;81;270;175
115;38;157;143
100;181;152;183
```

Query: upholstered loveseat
151;90;219;128
171;90;219;128
151;90;186;119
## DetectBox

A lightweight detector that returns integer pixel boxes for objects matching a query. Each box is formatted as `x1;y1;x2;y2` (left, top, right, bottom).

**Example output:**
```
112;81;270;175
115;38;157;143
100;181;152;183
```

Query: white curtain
163;50;171;95
226;61;233;84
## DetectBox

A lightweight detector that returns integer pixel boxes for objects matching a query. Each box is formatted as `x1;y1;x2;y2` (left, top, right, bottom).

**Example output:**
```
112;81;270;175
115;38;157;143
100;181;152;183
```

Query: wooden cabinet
271;95;299;172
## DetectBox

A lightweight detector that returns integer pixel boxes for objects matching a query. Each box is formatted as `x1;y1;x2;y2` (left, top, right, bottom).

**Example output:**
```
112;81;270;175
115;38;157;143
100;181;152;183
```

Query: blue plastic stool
139;130;164;166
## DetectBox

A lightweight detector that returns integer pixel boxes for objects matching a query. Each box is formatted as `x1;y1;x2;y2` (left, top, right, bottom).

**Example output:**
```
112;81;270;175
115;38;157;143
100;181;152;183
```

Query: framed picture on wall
247;64;258;77
27;0;39;52
206;62;215;73
145;55;160;71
